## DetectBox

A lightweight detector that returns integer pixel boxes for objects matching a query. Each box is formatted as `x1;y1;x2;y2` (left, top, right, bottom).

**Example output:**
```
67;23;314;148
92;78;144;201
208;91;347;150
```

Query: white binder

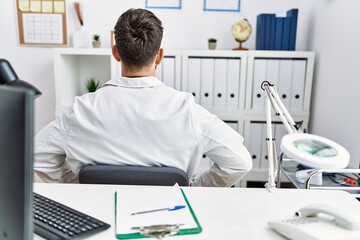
277;59;293;109
200;58;214;109
260;123;276;170
274;123;288;158
266;59;280;88
252;59;267;110
248;122;263;169
290;59;306;111
187;58;201;104
213;59;227;108
260;123;268;170
226;59;241;109
225;121;238;131
162;57;176;88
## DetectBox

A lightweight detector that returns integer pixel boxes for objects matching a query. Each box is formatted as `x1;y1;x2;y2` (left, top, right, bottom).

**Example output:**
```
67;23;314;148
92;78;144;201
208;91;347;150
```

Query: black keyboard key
33;192;110;240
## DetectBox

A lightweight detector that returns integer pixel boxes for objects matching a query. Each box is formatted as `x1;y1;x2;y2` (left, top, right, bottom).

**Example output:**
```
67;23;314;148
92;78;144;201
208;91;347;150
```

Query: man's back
68;76;200;176
33;8;252;186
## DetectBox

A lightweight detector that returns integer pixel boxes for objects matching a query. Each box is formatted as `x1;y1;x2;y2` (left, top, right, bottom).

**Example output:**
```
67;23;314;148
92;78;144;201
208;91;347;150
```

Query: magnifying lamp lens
293;139;338;158
281;133;350;169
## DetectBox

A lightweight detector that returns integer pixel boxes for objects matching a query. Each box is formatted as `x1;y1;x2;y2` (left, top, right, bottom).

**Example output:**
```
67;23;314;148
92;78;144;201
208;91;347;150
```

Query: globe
231;18;252;50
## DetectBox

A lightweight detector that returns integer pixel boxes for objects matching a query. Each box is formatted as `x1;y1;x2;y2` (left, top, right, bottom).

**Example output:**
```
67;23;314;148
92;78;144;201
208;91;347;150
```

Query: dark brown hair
114;8;163;70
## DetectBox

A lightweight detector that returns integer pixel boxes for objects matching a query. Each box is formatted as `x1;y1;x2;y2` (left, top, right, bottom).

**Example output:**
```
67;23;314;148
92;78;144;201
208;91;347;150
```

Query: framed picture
203;0;241;12
16;0;68;46
145;0;182;10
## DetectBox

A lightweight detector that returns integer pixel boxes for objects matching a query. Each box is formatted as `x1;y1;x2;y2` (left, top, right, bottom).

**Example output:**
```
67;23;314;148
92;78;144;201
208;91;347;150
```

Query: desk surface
33;183;360;240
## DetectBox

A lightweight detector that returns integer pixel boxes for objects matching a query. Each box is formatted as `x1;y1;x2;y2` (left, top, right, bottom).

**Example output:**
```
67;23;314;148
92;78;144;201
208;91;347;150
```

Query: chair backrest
78;165;189;186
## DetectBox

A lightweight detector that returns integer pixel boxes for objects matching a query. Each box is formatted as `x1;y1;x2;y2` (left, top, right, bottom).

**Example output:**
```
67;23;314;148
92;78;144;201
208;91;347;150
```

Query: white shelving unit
53;48;315;185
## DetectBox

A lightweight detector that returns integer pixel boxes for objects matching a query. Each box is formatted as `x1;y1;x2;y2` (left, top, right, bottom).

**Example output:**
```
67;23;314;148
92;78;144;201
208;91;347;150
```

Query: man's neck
121;64;156;78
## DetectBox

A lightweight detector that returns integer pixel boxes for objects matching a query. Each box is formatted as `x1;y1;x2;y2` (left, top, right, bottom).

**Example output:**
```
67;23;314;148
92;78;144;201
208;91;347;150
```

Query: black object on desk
33;192;110;240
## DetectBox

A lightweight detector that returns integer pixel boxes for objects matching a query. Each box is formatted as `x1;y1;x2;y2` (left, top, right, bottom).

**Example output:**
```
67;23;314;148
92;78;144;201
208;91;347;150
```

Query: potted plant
208;38;217;50
92;34;101;48
86;77;101;92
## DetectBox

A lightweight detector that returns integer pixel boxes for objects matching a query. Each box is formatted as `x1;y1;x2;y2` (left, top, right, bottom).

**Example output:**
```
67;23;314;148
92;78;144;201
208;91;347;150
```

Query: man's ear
155;48;164;65
112;45;121;62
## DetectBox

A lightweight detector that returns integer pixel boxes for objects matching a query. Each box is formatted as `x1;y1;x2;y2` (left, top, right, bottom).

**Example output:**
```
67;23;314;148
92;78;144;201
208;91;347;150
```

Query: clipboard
114;187;202;239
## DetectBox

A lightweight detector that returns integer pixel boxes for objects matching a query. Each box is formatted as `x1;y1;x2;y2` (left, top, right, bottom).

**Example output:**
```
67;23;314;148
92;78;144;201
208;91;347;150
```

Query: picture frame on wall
203;0;241;12
145;0;182;10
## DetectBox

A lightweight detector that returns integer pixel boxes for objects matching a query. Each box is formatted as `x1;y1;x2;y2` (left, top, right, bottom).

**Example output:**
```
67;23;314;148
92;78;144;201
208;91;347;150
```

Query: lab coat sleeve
33;108;78;183
187;97;252;187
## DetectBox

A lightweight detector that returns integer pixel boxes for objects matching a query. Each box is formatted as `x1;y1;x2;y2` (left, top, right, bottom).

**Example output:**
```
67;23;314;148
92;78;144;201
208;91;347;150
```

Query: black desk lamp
0;59;42;98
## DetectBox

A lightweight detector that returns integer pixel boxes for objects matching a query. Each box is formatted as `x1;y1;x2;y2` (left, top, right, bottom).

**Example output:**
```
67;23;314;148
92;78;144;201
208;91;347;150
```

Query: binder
260;123;275;170
281;17;291;50
268;14;276;50
251;59;267;110
248;122;263;169
200;58;214;109
260;123;268;170
213;59;227;108
162;57;176;88
277;59;293;109
187;58;201;104
290;59;306;111
274;123;288;156
264;14;275;50
266;59;280;87
225;121;238;131
115;187;202;239
274;17;284;51
286;9;299;51
226;59;241;109
256;14;267;50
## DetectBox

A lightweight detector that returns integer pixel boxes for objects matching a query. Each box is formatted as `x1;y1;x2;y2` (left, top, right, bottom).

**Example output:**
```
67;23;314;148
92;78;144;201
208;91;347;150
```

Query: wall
1;0;360;167
309;0;360;168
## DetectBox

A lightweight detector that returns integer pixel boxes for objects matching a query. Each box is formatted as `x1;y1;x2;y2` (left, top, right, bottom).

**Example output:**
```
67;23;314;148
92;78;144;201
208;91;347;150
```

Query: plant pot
92;41;101;48
208;42;217;50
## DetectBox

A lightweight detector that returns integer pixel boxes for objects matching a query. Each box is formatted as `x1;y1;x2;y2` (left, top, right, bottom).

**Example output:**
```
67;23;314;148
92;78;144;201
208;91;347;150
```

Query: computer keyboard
33;192;110;240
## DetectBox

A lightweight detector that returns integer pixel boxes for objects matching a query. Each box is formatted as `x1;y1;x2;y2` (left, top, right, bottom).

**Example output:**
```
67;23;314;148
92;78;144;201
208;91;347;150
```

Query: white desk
34;183;360;240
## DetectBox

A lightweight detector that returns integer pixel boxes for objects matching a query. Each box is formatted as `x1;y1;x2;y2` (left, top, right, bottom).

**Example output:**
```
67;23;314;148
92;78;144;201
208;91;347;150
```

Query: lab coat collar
102;76;165;88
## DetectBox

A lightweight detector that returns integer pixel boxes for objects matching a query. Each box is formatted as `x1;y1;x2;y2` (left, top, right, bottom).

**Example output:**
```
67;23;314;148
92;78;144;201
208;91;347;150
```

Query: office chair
78;165;189;186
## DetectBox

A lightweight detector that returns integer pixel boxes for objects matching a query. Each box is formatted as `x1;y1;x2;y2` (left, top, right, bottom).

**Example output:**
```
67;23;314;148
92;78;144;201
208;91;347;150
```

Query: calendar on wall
16;0;68;46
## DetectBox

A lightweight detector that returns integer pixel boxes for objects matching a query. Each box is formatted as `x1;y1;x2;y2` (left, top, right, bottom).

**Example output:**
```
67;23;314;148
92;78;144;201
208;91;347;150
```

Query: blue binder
274;17;284;50
256;14;267;50
282;17;291;50
264;14;276;50
269;14;276;50
286;8;299;50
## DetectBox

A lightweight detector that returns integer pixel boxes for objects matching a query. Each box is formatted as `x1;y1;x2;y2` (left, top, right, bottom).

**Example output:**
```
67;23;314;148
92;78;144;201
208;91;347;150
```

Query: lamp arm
265;90;276;190
262;81;303;191
262;81;301;134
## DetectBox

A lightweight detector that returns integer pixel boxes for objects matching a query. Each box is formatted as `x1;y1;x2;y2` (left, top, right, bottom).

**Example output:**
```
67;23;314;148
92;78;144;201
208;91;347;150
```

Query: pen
131;205;186;215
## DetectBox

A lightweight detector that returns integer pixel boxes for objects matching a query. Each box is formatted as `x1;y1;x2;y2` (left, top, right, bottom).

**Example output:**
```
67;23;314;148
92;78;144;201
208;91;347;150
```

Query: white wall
1;0;360;167
309;0;360;168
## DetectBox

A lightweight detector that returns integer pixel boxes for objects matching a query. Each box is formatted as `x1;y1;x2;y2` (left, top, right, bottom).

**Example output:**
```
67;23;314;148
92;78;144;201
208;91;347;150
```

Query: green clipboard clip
132;224;184;239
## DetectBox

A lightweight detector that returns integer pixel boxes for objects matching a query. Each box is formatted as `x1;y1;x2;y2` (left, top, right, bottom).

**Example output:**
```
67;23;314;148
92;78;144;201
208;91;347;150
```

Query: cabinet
53;48;315;184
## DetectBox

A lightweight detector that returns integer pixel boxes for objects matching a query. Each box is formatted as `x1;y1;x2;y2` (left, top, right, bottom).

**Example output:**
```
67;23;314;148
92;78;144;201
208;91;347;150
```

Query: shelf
280;160;360;198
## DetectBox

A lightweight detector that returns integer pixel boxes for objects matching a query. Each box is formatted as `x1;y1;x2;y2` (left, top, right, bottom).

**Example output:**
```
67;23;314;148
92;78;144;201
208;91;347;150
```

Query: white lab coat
34;76;252;187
